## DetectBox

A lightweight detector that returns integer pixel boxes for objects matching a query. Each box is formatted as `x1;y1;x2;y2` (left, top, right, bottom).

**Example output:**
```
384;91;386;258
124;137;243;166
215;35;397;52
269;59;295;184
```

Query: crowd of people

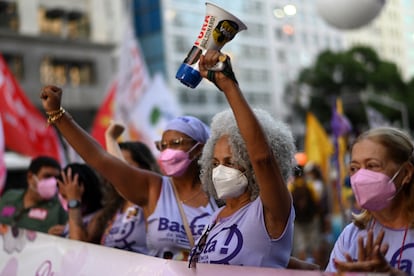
0;49;412;275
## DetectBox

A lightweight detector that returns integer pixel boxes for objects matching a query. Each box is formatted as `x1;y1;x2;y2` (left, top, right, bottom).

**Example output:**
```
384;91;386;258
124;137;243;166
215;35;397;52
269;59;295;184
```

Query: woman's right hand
199;50;238;92
40;85;63;113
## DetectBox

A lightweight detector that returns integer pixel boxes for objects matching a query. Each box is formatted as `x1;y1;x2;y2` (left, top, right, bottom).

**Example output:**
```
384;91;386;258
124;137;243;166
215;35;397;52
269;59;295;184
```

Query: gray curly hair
199;108;296;201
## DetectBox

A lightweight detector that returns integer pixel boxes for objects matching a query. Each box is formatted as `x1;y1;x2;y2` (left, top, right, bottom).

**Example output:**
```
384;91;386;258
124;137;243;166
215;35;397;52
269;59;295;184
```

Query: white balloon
316;0;386;30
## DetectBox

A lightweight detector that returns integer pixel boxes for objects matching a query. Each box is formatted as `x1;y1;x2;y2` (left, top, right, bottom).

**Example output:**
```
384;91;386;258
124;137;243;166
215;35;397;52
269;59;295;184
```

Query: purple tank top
146;176;217;260
193;197;294;268
101;205;148;254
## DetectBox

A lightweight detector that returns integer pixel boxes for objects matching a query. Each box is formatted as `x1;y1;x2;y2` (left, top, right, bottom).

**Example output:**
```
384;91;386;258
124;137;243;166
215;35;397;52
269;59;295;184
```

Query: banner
0;116;5;195
0;54;63;163
115;17;151;139
0;225;329;276
90;18;182;154
305;112;333;183
90;81;117;148
129;73;182;154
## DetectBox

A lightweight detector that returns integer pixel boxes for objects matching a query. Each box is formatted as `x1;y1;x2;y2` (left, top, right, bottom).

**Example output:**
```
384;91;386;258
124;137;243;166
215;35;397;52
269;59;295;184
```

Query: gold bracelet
47;107;66;124
46;107;64;116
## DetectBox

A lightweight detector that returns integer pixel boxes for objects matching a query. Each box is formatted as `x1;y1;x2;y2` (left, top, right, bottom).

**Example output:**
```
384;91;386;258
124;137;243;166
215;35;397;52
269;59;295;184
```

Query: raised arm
40;86;162;207
198;51;292;237
105;120;126;161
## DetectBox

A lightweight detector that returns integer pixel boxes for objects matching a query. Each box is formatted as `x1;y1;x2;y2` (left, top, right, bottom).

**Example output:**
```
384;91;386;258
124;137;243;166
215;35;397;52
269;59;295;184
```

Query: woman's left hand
334;229;393;273
48;224;66;236
58;167;84;201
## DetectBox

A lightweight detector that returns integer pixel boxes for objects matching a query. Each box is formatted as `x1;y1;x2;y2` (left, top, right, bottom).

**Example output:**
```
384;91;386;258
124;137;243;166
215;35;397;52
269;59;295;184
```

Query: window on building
179;88;208;105
0;1;19;31
215;91;226;104
246;92;270;106
275;28;283;40
242;1;263;14
246;23;265;37
179;90;188;103
240;45;267;60
276;49;286;63
313;34;319;47
239;68;269;83
2;53;24;80
38;7;90;39
40;57;95;87
302;32;308;45
174;36;189;53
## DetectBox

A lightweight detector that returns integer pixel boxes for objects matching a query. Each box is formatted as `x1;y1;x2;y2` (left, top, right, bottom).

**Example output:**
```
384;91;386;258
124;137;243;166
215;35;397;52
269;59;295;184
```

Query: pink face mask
34;176;57;200
350;168;401;211
158;143;199;177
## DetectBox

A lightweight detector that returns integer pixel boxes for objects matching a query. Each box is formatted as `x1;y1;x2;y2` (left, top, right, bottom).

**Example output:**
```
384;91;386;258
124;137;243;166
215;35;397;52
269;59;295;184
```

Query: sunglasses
188;222;216;268
154;137;195;152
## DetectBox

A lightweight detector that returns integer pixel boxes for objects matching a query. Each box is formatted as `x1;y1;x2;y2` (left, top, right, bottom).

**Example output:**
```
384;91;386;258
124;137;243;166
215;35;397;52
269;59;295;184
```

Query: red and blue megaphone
175;2;247;88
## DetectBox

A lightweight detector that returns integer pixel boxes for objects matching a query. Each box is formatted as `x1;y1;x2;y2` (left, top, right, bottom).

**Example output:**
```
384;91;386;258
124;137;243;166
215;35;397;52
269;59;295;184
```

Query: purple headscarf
164;116;210;143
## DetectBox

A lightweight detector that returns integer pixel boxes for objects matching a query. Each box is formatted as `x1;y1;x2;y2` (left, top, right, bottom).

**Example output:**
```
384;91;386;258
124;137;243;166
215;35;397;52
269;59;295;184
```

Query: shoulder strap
171;179;195;248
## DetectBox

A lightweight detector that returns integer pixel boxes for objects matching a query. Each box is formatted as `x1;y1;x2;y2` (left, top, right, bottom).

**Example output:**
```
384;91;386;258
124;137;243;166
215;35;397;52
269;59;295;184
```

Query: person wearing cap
39;85;217;260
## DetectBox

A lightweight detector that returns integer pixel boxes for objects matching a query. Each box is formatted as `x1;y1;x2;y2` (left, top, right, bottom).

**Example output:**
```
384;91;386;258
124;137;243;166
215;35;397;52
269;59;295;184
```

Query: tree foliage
290;45;408;132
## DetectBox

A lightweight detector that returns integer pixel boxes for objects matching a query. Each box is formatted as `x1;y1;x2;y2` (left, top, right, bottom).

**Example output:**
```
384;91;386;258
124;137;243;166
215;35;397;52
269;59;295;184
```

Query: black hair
119;141;160;173
92;141;160;240
28;156;61;174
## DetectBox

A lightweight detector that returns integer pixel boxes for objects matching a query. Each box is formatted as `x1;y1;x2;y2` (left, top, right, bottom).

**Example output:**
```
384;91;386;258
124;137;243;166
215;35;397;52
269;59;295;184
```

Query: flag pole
330;97;351;238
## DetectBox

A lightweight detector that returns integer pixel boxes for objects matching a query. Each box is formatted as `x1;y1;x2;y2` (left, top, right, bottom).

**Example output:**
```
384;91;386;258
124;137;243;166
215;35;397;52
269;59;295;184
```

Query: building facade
134;0;345;124
0;0;123;128
2;0;412;135
343;0;414;81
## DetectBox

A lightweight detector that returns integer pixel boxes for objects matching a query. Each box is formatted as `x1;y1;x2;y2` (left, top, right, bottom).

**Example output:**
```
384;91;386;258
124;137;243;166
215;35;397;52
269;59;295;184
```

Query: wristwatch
67;199;81;209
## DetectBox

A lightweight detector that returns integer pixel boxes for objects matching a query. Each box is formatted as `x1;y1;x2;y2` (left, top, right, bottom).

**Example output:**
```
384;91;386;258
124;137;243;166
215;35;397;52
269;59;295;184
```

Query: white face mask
212;165;248;199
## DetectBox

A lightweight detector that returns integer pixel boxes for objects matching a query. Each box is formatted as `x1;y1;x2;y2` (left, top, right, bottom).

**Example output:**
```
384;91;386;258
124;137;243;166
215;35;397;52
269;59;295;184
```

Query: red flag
0;54;63;163
90;81;116;148
0;115;6;194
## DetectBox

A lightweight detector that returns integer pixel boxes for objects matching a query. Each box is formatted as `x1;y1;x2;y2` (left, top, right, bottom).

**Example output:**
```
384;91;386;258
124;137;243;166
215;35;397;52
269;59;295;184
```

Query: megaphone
175;2;247;88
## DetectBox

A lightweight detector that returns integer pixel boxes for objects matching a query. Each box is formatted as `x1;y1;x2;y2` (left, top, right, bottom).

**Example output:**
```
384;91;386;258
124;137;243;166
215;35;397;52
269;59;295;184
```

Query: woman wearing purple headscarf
39;88;217;260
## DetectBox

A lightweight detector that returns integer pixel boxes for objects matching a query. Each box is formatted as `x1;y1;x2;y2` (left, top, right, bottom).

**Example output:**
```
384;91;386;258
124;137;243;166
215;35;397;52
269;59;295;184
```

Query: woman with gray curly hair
188;49;296;269
200;108;295;205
